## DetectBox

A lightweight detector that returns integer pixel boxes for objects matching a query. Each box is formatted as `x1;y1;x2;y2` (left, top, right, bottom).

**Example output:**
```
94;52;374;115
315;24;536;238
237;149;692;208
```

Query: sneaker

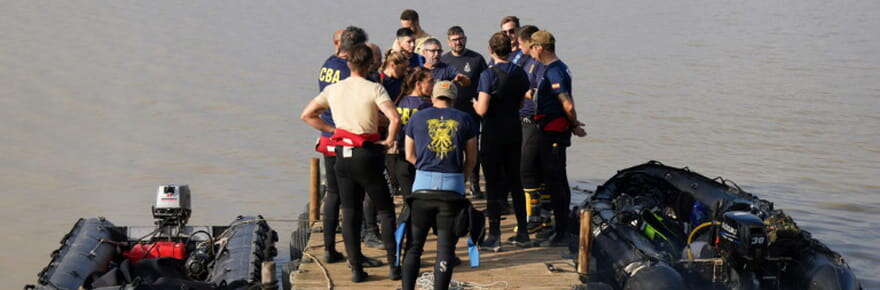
481;235;502;252
324;250;345;264
363;231;385;250
507;232;532;247
540;233;569;247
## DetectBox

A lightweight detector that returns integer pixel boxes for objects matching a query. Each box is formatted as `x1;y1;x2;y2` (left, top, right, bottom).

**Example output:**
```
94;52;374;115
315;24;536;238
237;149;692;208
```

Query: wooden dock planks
291;199;581;289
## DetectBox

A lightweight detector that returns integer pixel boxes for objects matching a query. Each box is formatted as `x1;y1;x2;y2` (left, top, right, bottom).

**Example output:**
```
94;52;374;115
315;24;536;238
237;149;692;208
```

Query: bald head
332;29;344;53
367;43;382;72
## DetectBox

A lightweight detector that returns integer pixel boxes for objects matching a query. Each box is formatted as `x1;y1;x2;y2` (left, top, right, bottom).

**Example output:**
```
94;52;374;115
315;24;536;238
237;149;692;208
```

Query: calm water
1;1;877;287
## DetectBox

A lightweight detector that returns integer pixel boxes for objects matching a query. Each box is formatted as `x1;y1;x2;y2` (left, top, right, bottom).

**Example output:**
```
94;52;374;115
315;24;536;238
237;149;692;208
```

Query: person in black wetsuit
301;41;402;282
473;32;532;250
401;81;478;290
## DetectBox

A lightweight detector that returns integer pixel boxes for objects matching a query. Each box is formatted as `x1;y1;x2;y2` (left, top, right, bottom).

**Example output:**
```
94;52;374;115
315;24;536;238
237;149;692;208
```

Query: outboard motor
719;211;767;271
152;184;192;226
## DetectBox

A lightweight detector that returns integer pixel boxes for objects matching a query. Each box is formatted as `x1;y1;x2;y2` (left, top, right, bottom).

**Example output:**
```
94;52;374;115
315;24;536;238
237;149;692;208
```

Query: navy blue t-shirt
477;62;530;141
535;60;572;118
519;55;546;117
409;53;425;67
426;62;459;81
406;107;479;173
395;95;432;148
380;74;403;103
535;60;573;143
441;49;488;113
317;55;350;137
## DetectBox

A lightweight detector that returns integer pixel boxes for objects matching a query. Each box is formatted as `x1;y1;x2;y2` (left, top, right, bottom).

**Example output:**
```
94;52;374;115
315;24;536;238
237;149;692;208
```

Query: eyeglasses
423;48;442;53
449;37;466;42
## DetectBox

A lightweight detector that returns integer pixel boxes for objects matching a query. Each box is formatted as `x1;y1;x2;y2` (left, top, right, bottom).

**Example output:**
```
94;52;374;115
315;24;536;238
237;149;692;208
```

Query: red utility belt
329;129;381;147
532;114;571;132
315;136;336;157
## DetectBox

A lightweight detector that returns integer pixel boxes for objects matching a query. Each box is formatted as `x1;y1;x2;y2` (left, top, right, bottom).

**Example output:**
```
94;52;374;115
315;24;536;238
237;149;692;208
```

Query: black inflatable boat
26;185;279;290
579;161;862;290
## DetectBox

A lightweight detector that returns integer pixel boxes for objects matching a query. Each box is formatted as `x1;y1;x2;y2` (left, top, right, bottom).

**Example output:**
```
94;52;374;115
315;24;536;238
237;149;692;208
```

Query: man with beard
440;26;486;198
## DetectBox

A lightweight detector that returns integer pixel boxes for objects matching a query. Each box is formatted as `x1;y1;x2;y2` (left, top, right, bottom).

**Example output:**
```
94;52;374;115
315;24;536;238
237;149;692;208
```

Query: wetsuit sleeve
476;69;494;94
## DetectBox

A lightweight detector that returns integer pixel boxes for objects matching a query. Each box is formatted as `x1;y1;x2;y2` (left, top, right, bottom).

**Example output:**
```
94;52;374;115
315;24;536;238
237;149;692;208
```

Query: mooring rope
415;271;509;290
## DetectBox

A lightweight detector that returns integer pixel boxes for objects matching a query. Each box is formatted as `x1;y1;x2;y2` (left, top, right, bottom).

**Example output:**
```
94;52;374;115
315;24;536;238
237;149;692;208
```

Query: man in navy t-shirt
402;81;478;290
439;26;487;198
527;30;587;248
489;16;528;67
440;26;487;114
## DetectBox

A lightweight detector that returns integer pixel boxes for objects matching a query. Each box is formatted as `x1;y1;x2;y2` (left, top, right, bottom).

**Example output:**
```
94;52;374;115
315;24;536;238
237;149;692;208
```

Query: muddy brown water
1;1;877;287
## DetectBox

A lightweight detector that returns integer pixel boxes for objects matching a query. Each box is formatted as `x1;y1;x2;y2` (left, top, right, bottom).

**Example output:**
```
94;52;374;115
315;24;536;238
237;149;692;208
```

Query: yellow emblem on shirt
426;118;459;160
551;83;561;90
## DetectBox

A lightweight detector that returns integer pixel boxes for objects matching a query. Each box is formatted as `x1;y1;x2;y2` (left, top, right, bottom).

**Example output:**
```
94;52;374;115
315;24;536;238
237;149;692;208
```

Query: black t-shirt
440;49;487;114
477;62;530;143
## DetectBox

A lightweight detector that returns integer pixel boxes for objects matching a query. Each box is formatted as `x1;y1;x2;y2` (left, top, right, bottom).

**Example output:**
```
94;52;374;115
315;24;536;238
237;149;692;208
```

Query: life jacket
329;128;381;147
314;136;336;156
532;114;571;133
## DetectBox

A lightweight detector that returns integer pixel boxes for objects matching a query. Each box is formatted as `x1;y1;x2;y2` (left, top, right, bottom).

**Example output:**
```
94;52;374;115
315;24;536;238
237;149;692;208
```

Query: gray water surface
1;1;877;287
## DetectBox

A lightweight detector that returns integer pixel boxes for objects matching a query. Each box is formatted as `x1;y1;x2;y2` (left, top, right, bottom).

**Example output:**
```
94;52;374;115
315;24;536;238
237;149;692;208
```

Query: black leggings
322;155;341;253
363;154;413;233
537;134;571;235
402;198;462;290
481;139;527;231
334;145;397;272
387;153;415;197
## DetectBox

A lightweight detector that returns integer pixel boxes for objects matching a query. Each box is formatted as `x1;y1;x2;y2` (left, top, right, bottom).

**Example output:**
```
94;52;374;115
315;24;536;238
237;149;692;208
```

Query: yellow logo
551;83;561;89
319;67;341;83
397;107;419;125
426;118;459;160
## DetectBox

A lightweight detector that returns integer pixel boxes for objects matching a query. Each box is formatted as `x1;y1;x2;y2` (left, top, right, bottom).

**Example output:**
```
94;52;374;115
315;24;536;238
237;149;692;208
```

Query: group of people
299;9;586;290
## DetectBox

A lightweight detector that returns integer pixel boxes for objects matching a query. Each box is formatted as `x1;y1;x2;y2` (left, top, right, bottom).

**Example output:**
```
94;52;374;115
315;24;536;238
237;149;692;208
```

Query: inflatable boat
26;185;279;290
580;161;862;290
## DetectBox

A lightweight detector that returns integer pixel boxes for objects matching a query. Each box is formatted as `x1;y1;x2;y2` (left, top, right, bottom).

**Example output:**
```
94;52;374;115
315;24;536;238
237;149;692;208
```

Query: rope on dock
415;271;508;290
303;220;334;290
303;250;334;290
